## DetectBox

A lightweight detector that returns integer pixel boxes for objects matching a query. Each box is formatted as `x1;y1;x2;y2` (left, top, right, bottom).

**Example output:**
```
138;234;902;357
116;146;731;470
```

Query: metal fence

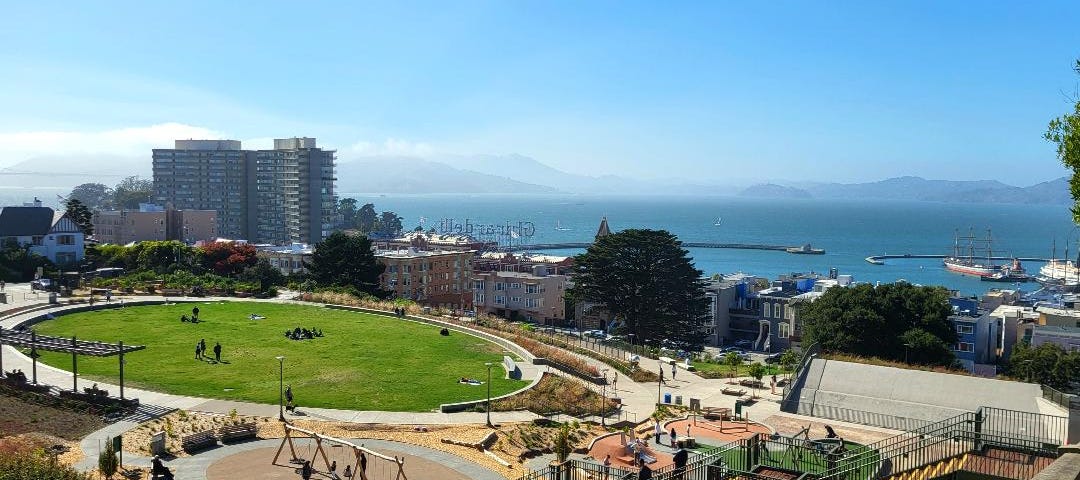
1041;384;1076;411
791;402;938;432
779;342;819;409
516;460;636;480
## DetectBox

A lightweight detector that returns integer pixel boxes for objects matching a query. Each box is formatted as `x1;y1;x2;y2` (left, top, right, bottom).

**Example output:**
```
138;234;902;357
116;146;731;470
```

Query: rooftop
375;249;473;259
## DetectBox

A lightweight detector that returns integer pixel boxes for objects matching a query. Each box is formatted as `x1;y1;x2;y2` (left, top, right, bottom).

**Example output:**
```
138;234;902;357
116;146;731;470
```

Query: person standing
654;421;662;444
360;451;367;475
671;363;677;380
195;342;201;360
285;385;294;411
192;306;200;320
2;279;6;291
670;427;677;448
301;460;313;480
638;462;653;480
213;342;222;362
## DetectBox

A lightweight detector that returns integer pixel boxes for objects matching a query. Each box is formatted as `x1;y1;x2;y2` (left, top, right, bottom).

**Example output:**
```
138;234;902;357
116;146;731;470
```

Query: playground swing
273;425;408;480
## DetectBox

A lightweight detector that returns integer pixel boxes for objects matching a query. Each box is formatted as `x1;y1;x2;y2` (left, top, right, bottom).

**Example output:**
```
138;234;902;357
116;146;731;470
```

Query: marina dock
865;254;1054;265
508;242;822;253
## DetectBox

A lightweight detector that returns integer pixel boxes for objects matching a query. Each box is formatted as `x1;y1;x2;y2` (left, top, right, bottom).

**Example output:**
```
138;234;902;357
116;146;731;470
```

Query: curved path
0;291;538;477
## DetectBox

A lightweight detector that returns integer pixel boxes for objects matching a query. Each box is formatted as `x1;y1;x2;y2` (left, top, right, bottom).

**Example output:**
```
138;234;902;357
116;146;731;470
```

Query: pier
865;254;1055;265
507;242;817;253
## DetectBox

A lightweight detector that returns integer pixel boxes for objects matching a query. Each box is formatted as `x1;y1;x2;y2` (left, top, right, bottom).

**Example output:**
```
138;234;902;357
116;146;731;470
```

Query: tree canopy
63;199;94;235
111;176;154;210
196;241;258;276
306;231;384;295
799;282;958;367
1008;342;1080;390
568;229;708;349
1047;60;1080;223
67;183;112;210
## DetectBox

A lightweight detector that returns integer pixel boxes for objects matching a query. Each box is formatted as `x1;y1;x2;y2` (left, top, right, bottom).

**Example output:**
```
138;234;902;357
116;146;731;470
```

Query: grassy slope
31;302;526;412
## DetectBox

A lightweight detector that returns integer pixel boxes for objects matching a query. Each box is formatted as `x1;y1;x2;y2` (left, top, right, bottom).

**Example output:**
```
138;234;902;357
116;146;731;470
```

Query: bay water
346;194;1075;297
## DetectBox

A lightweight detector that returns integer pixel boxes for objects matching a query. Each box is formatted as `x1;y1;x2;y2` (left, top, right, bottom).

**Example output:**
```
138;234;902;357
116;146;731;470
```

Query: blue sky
1;1;1079;184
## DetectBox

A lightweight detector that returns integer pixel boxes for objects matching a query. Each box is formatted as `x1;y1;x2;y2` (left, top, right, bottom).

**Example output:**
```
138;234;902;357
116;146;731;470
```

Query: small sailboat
713;217;723;226
555;220;572;231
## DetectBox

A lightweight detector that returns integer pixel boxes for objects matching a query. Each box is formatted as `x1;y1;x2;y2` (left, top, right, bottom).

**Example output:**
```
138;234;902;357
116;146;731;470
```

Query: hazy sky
1;1;1079;185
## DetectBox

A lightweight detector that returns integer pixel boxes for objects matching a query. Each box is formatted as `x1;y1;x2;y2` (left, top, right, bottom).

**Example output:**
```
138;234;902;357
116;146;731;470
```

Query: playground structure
272;424;408;480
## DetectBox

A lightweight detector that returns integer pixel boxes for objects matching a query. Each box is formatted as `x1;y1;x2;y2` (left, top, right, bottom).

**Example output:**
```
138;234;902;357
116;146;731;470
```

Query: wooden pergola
273;424;407;480
0;327;145;399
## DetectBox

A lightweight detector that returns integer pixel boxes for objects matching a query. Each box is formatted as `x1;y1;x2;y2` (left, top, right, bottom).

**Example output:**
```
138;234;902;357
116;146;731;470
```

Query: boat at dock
943;228;1001;278
981;259;1031;283
786;244;825;255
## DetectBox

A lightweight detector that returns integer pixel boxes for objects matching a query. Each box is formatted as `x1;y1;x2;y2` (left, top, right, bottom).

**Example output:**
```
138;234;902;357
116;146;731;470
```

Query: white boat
1037;259;1080;291
554;220;572;231
713;217;723;226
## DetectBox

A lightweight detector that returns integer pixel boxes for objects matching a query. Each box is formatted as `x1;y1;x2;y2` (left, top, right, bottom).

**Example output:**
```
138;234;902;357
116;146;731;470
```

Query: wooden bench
722;387;746;396
181;430;217;453
739;379;764;388
218;423;257;443
160;288;185;296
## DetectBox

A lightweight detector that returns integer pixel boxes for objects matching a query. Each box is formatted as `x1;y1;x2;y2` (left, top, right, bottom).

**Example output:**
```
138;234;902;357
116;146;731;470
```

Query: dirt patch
0;393;105;440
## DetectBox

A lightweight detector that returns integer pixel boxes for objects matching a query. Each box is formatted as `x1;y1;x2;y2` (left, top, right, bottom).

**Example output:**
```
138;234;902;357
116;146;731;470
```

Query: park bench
217;423;258;443
502;355;521;380
181;430;217;453
160;288;184;296
722;387;746;396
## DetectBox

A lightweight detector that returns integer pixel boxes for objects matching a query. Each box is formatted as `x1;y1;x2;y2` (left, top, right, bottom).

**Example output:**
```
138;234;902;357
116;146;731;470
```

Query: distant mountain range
0;151;1071;206
765;176;1071;205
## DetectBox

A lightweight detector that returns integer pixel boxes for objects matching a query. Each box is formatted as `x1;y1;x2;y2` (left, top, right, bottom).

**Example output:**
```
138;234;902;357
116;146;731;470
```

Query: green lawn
714;440;880;475
690;361;788;379
30;302;528;412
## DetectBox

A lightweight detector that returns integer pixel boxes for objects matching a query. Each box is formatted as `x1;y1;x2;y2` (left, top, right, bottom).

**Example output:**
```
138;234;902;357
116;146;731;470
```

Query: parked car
30;278;53;291
734;339;753;347
764;353;783;364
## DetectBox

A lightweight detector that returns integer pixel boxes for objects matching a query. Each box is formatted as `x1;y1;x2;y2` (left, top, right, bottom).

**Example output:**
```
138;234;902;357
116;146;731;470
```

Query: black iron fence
516;460;636;480
1041;384;1076;411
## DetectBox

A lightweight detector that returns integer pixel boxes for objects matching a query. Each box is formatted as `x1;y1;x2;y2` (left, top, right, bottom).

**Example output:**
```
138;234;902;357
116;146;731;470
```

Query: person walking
360;451;367;475
671;363;677;380
654;421;662;444
670;427;677;448
213;342;222;362
195;342;201;360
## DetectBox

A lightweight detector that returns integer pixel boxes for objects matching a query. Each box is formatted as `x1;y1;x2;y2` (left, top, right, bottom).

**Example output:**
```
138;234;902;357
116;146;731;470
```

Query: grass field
715;440;880;475
30;302;528;412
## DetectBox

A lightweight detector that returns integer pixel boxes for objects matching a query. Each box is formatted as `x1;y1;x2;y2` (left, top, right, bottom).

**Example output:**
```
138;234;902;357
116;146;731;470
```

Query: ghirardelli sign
437;218;535;239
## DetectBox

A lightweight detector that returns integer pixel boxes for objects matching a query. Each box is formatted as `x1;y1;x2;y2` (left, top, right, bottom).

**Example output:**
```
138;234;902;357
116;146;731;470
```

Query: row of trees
67;177;154;212
87;240;284;293
800;282;959;367
1007;342;1080;390
337;199;403;235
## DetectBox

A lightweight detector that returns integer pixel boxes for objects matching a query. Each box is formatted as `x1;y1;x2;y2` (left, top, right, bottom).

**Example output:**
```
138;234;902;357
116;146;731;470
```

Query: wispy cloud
346;138;436;158
0;123;225;164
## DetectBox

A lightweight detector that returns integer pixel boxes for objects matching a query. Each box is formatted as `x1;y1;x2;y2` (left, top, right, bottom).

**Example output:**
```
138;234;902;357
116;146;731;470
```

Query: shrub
0;436;91;480
98;442;118;479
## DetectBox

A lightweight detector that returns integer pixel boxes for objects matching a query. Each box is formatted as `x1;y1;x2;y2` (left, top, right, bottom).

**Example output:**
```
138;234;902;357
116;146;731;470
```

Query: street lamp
657;359;664;406
599;369;609;428
485;362;494;428
275;356;285;421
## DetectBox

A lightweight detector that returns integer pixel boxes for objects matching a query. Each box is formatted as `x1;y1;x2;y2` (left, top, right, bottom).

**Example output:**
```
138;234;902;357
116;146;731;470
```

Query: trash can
0;292;6;304
734;400;744;418
675;395;683;405
48;292;57;304
663;393;672;404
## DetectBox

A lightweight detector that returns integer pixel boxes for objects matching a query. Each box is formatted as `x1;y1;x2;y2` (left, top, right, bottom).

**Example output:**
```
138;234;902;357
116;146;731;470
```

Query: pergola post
0;327;5;376
72;336;78;392
118;341;125;400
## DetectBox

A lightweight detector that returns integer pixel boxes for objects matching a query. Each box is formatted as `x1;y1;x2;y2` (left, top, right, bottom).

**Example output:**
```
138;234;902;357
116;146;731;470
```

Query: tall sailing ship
943;228;1002;278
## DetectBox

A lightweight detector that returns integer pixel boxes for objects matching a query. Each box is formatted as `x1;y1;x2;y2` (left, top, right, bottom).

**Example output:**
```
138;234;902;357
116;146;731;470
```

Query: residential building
92;204;217;244
376;249;473;309
0;202;84;265
373;231;496;252
989;304;1039;361
948;297;999;375
152;137;336;245
1029;325;1080;352
473;251;574;275
473;266;567;324
256;243;312;276
716;273;850;352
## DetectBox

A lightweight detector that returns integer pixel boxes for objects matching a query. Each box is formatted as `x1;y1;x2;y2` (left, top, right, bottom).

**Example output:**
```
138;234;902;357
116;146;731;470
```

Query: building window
956;342;974;353
763;303;771;318
511;282;522;289
474;292;485;303
474;280;485;290
388;265;398;273
525;284;540;294
956;324;974;335
495;296;506;305
525;298;542;308
57;235;75;245
495;282;505;291
774;304;781;319
511;296;523;303
778;322;791;339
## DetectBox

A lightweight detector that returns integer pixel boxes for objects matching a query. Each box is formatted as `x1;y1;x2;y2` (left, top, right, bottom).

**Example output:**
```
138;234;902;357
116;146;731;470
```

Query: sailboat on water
713;217;723;226
554;220;572;231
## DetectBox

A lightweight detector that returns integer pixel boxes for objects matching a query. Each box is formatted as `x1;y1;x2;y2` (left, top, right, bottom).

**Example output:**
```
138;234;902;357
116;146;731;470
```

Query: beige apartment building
375;249;474;309
472;266;567;324
93;206;217;244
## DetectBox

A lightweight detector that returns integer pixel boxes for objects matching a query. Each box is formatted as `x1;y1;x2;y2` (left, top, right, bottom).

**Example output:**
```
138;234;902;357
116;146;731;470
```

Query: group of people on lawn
193;338;223;363
286;326;324;340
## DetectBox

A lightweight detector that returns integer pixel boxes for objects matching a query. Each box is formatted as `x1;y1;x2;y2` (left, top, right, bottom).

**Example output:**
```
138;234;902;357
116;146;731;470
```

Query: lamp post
600;369;609;428
628;334;636;356
275;356;285;421
485;362;494;428
657;359;663;406
903;343;912;364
